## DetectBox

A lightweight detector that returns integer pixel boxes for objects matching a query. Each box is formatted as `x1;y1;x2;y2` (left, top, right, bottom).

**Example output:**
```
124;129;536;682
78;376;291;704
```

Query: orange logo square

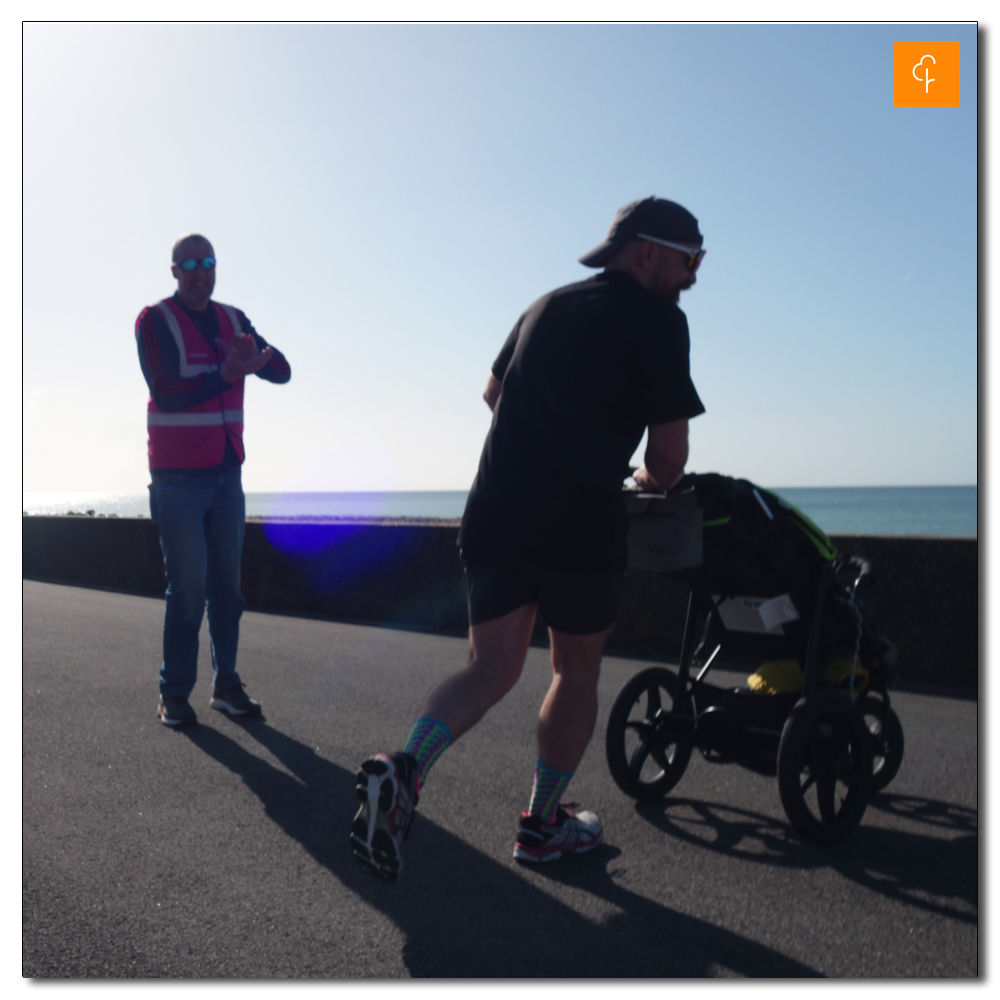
894;41;960;107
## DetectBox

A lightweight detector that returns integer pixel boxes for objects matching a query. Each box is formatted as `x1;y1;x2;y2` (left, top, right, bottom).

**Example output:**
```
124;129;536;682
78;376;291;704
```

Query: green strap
700;487;838;562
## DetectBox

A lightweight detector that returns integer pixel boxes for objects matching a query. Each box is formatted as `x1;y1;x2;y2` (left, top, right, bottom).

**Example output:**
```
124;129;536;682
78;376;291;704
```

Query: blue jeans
149;469;246;698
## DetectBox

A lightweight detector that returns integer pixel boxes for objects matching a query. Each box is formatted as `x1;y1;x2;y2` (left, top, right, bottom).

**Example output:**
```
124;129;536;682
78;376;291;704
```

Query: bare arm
483;372;503;412
633;419;689;492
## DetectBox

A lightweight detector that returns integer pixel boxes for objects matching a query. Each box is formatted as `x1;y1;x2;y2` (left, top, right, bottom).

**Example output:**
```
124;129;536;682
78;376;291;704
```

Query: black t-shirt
458;270;705;573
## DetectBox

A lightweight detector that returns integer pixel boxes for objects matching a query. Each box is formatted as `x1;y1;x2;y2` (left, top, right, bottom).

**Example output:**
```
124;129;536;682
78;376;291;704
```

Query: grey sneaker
210;684;262;717
350;753;419;883
514;804;603;863
158;694;198;728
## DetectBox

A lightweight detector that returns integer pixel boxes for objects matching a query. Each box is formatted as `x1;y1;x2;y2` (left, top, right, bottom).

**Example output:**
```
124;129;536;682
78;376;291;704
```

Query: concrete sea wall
22;516;978;694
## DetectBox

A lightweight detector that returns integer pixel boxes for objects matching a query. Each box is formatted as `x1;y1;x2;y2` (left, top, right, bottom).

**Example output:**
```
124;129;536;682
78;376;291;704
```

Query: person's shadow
183;719;821;977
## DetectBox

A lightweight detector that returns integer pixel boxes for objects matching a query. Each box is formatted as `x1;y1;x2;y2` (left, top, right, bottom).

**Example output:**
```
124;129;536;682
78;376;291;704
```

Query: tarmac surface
22;579;979;979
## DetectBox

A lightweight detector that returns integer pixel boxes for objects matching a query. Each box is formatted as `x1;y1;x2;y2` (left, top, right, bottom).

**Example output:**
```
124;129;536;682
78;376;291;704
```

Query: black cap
579;196;702;267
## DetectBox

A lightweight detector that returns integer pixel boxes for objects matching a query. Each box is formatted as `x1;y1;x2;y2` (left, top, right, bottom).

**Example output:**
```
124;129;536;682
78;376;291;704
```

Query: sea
21;485;978;537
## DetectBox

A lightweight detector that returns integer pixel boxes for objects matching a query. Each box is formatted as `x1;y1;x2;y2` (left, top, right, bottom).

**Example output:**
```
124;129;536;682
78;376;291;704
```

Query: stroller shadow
182;719;822;978
635;793;977;926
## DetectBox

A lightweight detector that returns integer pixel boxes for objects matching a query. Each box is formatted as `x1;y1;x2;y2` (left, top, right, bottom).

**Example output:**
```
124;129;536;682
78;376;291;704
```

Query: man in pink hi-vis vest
136;233;291;728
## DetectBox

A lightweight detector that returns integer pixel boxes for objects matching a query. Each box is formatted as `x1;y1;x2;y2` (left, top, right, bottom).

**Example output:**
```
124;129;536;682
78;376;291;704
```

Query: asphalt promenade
22;580;979;978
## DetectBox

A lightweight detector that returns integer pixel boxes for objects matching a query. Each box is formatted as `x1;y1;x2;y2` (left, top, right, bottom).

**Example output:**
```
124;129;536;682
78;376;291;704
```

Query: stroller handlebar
623;468;694;496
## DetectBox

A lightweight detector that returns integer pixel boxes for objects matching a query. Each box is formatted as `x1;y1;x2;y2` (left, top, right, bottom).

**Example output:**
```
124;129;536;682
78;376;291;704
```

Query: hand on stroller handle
623;467;694;495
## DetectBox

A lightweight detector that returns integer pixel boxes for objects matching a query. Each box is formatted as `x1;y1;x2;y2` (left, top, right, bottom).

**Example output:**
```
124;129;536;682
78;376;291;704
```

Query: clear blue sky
22;21;978;493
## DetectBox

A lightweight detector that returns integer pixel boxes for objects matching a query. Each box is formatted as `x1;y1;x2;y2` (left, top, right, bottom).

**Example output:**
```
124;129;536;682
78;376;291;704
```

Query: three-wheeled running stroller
606;473;904;844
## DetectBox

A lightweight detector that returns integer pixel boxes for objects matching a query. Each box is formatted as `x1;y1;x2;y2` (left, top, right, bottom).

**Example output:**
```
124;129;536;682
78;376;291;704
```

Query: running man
351;197;706;880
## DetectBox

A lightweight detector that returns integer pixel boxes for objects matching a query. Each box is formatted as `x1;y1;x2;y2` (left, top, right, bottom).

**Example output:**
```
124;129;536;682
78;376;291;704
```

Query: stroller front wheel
777;690;874;844
605;666;694;801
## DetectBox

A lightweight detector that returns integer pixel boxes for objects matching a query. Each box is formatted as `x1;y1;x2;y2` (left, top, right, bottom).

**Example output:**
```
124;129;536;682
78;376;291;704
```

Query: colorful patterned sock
528;759;574;824
403;716;452;793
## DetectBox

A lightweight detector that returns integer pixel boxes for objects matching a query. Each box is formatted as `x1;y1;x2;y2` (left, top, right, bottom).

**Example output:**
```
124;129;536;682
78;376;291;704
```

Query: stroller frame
606;526;904;845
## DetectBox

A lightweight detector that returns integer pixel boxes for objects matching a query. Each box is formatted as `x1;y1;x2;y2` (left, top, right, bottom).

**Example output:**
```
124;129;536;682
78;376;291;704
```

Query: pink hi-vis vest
146;298;246;469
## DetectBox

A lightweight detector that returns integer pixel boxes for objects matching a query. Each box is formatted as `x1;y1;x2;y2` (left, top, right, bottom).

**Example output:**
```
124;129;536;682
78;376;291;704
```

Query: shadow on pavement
182;720;821;978
635;794;977;926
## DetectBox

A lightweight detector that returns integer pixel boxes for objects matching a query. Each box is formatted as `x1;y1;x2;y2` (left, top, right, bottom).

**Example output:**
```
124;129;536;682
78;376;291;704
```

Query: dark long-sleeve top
136;292;291;413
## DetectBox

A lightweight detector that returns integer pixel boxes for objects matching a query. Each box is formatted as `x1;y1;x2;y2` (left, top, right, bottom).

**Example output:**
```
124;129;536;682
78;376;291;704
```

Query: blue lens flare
255;517;465;630
254;492;466;610
261;520;418;597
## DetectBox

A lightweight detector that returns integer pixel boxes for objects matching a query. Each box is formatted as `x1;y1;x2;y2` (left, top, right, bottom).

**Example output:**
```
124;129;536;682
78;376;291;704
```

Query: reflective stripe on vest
155;301;220;376
152;301;245;375
147;410;245;426
217;303;243;341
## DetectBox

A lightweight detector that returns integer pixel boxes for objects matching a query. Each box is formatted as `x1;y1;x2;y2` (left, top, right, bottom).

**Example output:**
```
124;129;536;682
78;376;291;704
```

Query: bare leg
536;626;612;773
420;603;537;742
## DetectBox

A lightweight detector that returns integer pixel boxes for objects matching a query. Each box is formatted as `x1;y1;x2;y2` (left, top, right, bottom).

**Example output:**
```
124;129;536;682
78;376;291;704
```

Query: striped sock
528;759;574;824
403;716;452;793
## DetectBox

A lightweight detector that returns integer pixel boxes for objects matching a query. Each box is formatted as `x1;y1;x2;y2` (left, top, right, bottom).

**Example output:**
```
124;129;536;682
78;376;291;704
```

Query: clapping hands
220;333;273;383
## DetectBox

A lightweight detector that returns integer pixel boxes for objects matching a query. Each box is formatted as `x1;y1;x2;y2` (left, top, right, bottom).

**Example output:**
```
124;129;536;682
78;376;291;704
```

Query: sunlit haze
22;21;978;492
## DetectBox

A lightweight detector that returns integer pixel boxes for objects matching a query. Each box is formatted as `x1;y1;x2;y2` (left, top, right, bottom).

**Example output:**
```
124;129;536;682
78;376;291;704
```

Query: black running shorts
464;562;626;635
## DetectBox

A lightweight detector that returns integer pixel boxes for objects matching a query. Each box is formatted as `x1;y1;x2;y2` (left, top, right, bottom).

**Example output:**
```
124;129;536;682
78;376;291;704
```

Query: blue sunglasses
176;256;216;272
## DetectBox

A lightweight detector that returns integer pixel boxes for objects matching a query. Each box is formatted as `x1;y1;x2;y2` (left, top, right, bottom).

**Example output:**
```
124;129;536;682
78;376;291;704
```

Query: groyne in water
21;516;978;694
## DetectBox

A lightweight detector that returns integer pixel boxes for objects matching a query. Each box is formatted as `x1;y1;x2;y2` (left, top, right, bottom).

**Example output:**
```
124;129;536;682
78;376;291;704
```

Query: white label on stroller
714;595;797;634
758;593;800;630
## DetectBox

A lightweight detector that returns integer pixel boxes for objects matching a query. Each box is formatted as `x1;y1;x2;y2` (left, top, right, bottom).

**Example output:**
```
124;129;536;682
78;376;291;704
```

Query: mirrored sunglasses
636;234;706;272
176;256;216;272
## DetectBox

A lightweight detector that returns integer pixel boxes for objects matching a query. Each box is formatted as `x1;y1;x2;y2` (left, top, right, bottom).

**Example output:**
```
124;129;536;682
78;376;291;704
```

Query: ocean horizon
22;485;978;538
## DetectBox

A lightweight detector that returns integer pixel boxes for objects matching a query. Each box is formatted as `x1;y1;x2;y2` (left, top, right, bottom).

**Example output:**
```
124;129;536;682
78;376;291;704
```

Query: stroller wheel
859;695;904;792
777;691;874;844
606;667;694;801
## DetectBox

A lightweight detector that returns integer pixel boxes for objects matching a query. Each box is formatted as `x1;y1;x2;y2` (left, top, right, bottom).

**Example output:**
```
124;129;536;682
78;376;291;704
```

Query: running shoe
209;684;262;717
351;753;419;883
513;803;603;863
157;694;197;728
